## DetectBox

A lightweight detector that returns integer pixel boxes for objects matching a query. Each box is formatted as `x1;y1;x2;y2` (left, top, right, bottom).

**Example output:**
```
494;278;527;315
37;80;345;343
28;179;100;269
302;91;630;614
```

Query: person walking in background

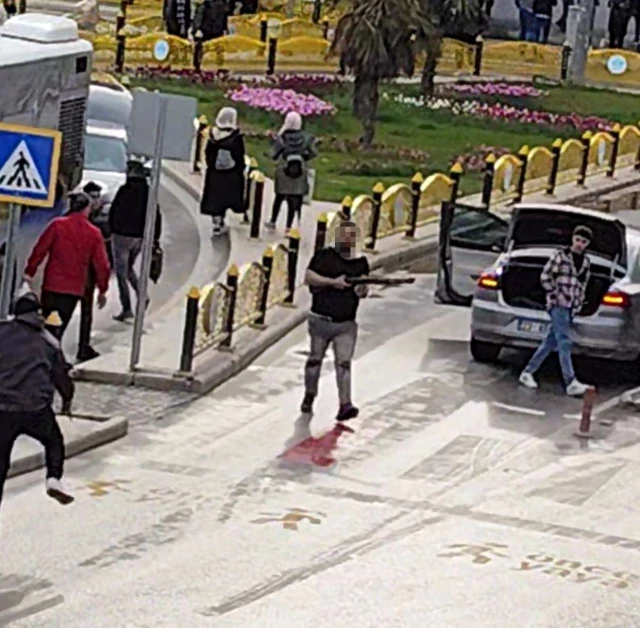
77;181;111;363
200;107;246;237
609;0;631;48
0;292;75;510
192;0;228;41
516;0;537;39
24;191;110;342
301;222;369;422
265;112;317;234
109;160;162;322
519;225;593;397
163;0;191;37
533;0;556;41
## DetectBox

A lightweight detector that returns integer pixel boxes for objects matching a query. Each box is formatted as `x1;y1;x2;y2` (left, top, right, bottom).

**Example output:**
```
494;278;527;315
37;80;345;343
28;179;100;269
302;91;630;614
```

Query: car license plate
517;319;549;334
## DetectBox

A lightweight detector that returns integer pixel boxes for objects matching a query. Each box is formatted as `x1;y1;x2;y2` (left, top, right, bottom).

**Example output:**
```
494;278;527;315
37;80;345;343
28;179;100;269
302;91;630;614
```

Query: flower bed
389;93;614;133
440;82;545;98
227;85;337;116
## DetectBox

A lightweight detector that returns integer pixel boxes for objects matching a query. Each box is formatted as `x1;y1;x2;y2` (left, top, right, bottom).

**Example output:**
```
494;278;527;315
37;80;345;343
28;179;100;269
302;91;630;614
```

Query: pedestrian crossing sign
0;123;62;208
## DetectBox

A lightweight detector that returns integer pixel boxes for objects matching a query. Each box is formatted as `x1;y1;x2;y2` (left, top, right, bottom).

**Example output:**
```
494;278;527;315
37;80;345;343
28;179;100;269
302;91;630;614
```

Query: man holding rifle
302;222;370;421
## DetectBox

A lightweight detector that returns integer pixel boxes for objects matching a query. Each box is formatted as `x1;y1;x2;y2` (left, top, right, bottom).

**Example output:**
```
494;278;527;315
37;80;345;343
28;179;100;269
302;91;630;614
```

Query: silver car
435;201;640;364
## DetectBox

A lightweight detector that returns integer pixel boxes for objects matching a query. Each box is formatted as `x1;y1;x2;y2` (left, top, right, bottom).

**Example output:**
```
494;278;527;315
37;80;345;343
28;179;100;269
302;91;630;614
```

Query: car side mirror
491;236;506;252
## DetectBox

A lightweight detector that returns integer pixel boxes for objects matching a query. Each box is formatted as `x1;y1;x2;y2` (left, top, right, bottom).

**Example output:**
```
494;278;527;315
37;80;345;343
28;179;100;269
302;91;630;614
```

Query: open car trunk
501;256;614;317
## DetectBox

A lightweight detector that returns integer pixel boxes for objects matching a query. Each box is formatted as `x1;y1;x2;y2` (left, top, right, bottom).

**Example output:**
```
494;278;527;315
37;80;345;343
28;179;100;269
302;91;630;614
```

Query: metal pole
566;0;595;85
129;97;167;371
0;204;20;320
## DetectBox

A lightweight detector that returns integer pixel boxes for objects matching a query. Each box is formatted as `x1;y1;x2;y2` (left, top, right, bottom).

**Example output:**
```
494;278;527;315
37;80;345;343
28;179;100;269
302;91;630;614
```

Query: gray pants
304;314;358;406
112;234;142;314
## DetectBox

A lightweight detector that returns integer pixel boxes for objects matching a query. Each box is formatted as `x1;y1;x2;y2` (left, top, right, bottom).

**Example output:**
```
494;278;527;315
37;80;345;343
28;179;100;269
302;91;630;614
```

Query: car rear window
511;208;626;263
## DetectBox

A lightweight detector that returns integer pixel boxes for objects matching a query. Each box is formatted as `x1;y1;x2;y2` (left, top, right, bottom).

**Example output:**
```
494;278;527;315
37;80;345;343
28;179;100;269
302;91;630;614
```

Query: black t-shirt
308;247;370;322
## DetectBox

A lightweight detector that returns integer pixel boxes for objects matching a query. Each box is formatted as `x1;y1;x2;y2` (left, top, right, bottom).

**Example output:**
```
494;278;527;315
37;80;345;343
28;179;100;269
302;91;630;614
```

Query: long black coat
200;129;246;217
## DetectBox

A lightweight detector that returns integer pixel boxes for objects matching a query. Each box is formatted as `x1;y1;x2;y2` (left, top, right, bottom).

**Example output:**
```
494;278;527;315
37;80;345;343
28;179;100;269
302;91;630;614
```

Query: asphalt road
2;274;640;627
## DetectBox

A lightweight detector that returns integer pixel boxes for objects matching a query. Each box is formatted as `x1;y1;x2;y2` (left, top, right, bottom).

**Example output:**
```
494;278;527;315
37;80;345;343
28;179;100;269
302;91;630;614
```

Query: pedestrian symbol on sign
0;141;46;192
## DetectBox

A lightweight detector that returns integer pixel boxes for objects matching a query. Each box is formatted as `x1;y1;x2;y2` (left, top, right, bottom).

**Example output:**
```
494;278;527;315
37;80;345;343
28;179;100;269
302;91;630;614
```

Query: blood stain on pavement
279;423;355;467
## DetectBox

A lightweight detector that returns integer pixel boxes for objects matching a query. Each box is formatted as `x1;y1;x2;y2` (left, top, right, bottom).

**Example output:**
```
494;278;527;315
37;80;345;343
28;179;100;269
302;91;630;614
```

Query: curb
7;416;129;479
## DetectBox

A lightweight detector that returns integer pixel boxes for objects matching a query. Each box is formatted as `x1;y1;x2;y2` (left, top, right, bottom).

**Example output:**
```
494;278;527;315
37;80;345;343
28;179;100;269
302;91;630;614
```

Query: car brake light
477;273;499;289
602;291;630;308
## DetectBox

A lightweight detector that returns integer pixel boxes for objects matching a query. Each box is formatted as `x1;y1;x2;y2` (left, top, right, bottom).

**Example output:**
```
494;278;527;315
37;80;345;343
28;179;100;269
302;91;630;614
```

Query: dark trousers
78;272;95;358
609;7;630;48
270;194;303;230
41;290;80;340
0;407;65;507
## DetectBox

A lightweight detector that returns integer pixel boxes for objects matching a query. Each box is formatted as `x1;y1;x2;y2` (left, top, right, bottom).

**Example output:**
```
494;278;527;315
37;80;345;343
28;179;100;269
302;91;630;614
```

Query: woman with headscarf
265;112;317;233
200;107;246;236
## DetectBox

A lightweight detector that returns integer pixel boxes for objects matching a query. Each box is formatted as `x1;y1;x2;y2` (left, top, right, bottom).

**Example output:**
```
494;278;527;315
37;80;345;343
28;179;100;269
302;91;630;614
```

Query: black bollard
514;145;529;203
473;36;484;76
266;37;277;75
341;195;352;220
284;229;301;306
179;287;201;373
249;171;265;239
449;162;463;202
253;248;273;329
578;131;592;186
366;183;384;252
405;172;423;239
481;154;496;208
315;213;328;252
608;123;621;177
193;31;204;72
115;34;126;74
220;265;239;350
547;138;562;195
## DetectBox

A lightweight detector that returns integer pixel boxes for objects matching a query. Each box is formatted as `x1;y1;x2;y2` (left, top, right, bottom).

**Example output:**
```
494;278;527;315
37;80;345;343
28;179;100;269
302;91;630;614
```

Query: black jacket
193;0;228;40
0;313;74;413
109;178;162;241
200;129;246;216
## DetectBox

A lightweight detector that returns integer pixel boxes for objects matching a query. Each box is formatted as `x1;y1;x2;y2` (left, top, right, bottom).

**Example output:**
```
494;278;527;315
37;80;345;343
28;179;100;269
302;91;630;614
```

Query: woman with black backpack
200;107;246;237
265;112;317;234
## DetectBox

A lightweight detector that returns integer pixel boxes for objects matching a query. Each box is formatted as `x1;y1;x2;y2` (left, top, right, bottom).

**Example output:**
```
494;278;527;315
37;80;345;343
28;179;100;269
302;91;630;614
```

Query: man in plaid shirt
519;225;593;396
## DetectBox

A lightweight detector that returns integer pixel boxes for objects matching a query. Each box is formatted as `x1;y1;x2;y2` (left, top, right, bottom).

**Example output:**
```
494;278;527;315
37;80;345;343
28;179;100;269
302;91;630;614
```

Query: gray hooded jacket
271;130;317;197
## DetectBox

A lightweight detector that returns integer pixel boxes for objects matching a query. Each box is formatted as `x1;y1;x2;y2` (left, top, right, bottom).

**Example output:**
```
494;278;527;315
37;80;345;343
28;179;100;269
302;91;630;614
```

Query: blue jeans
524;307;575;386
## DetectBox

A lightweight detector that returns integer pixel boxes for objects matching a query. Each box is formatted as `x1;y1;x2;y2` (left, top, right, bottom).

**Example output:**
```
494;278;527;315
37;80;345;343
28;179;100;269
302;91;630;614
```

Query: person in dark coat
192;0;228;41
109;160;162;322
163;0;192;37
265;112;317;233
533;0;557;41
609;0;631;48
0;292;75;511
200;107;246;237
77;181;112;363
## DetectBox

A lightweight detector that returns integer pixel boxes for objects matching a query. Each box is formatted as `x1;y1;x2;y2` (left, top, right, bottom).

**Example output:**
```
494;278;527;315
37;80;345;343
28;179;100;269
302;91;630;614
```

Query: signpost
126;90;197;372
0;123;61;319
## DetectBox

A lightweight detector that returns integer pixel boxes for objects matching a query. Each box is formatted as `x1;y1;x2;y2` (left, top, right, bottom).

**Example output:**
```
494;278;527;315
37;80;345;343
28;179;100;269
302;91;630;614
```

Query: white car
82;122;128;198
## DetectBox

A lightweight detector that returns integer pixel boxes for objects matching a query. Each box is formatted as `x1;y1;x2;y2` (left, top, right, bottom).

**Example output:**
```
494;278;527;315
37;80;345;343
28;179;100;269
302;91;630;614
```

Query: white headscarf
212;107;238;140
279;112;302;135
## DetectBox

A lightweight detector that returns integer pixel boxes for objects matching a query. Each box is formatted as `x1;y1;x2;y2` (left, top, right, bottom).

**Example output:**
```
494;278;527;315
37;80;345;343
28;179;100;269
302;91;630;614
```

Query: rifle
347;276;416;286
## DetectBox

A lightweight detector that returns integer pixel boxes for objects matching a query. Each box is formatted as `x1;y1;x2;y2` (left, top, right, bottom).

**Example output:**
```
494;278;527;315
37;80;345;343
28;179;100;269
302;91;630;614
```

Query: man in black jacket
109;160;162;322
0;292;75;510
192;0;228;41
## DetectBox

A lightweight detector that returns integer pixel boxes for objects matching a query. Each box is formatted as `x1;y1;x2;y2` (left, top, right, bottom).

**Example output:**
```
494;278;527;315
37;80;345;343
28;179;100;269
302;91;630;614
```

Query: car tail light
601;291;631;308
477;272;499;289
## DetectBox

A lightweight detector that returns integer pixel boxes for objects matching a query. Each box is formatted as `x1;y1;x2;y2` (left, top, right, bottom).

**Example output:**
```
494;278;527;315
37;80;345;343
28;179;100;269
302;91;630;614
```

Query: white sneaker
46;478;74;505
519;372;538;389
566;379;590;397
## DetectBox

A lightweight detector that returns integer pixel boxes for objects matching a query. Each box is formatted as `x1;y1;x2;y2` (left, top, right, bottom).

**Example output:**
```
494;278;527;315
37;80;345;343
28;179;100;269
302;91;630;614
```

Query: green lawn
132;76;638;203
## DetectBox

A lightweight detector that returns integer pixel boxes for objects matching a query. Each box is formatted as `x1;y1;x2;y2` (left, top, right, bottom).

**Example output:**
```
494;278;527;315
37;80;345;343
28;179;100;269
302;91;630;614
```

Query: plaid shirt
540;247;590;314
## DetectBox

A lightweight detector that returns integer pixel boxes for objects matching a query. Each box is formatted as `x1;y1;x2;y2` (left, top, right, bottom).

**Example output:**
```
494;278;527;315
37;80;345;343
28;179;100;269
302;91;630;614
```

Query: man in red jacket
24;191;111;341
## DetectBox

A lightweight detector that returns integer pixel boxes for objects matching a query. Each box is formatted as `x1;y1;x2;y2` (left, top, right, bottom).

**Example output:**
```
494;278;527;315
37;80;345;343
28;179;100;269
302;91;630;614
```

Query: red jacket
25;212;110;297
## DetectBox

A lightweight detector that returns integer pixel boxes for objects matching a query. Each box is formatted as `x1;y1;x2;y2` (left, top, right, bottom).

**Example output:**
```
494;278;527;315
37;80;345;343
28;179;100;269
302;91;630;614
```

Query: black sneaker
336;403;359;422
300;393;315;414
113;311;134;322
76;346;100;363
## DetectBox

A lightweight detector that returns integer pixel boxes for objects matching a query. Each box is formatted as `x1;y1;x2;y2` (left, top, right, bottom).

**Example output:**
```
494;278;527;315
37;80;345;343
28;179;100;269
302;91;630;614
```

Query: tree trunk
421;37;442;100
353;74;379;148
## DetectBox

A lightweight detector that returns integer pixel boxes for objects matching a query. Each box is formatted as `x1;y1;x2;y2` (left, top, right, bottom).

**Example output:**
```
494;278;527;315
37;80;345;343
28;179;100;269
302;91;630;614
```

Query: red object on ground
279;423;354;467
579;387;597;434
25;212;110;296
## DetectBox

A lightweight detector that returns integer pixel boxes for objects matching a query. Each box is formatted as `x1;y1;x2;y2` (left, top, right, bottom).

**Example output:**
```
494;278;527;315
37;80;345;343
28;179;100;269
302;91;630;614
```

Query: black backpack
284;154;304;179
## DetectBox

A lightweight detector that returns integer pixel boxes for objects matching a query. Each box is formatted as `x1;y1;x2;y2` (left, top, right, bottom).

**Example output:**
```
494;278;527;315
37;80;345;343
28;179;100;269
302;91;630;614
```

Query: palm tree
421;0;485;98
331;0;433;147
